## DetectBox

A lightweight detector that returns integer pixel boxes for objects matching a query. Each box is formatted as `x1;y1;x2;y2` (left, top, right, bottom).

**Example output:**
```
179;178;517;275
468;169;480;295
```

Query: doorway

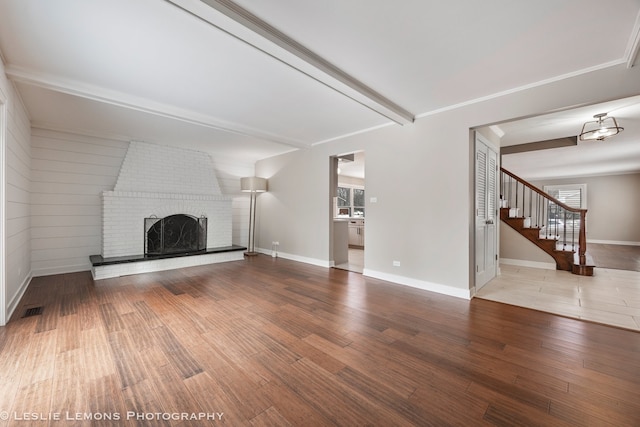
331;151;365;273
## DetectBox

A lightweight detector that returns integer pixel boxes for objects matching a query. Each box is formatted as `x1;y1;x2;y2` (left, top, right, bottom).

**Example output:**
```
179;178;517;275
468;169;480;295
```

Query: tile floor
334;248;364;273
477;264;640;331
335;247;640;332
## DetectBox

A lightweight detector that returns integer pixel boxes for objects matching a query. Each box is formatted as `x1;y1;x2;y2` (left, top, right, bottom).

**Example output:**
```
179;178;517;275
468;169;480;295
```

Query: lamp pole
240;176;267;257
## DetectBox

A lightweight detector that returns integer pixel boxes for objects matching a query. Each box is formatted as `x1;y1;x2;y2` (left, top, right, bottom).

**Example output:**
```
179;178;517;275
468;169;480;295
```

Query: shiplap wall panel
30;129;128;275
31;204;101;217
31;225;97;239
32;182;117;195
31;193;102;206
30;130;255;274
31;158;121;176
2;75;32;318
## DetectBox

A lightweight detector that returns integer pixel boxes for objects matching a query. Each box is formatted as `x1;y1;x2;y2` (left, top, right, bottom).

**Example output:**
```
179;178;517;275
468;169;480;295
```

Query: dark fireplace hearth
145;214;207;255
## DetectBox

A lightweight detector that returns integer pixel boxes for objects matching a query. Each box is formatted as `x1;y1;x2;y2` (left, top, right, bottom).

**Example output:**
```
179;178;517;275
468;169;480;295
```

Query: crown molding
415;59;628;120
626;10;640;68
488;125;505;138
5;65;309;149
167;0;414;125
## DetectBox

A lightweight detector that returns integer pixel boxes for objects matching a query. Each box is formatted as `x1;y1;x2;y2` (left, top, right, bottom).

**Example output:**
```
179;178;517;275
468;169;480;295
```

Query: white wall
501;172;640;266
1;58;31;324
338;175;364;187
499;223;555;269
256;64;640;299
208;157;254;248
531;173;640;244
31;129;128;275
30;129;254;275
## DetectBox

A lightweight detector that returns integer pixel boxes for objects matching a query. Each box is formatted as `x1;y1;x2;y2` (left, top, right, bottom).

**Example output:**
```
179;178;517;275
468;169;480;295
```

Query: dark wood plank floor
588;243;640;272
2;255;640;426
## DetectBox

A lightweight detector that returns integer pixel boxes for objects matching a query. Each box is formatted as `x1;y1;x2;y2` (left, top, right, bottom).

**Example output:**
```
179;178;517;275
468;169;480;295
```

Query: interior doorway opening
330;151;365;273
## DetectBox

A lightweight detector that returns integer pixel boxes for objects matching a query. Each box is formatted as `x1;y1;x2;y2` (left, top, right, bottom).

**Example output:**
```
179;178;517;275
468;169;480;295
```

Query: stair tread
574;252;595;267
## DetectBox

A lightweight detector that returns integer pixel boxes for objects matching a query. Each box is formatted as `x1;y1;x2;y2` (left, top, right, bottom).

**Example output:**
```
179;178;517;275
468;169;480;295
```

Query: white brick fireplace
93;141;242;279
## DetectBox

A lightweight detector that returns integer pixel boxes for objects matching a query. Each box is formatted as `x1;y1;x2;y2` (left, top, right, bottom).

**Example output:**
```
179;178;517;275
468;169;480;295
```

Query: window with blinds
543;184;587;235
543;184;587;209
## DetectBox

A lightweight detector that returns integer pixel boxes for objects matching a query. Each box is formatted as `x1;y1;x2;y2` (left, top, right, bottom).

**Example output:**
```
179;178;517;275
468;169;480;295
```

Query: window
353;188;365;217
337;187;351;216
336;186;365;217
544;184;587;237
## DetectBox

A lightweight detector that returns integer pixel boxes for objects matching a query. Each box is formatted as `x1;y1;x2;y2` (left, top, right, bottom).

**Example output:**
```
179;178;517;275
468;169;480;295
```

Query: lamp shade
240;177;267;192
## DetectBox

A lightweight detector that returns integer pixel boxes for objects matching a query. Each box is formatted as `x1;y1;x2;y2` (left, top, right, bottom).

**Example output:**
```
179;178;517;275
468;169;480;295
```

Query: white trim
415;59;626;120
256;247;332;268
363;268;472;300
312;122;395;146
6;65;307;149
256;247;471;299
500;258;556;270
488;125;505;138
588;239;640;246
32;264;91;278
625;10;640;68
6;271;32;323
169;0;413;125
0;98;5;325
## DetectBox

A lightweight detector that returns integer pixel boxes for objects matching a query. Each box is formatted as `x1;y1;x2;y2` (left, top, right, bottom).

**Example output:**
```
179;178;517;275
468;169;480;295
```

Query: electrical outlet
393;261;400;267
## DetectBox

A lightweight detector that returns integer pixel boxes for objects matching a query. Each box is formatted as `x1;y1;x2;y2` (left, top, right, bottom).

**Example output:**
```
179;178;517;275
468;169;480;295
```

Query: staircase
500;167;594;276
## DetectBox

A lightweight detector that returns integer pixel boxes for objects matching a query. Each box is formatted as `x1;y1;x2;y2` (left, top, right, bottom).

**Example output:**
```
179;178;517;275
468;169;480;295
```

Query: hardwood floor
588;243;640;272
2;256;640;426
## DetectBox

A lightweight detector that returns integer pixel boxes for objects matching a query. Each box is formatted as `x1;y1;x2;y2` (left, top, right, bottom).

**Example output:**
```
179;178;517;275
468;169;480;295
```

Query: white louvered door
475;134;498;290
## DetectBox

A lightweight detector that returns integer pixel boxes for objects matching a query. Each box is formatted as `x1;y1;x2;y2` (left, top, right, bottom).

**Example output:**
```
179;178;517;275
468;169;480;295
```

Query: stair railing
500;167;588;266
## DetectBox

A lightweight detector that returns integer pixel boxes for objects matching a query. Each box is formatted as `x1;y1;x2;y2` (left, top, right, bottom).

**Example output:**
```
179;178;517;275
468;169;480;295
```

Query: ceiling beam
501;137;577;156
166;0;414;125
6;65;309;148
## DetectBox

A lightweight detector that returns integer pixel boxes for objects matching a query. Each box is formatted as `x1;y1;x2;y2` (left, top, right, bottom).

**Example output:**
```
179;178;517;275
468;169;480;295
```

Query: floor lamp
240;176;267;256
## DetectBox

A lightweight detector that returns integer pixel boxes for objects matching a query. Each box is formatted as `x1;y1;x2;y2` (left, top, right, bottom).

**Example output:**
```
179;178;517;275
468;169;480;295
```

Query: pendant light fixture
579;113;624;141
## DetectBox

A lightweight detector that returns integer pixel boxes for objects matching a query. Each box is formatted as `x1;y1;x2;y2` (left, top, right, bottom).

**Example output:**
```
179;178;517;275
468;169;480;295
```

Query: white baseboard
500;258;556;270
6;271;33;322
256;248;332;268
587;239;640;246
256;247;471;299
32;263;91;278
362;268;472;300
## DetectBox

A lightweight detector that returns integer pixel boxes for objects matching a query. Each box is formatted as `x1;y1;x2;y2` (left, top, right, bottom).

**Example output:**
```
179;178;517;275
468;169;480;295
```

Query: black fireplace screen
145;214;207;255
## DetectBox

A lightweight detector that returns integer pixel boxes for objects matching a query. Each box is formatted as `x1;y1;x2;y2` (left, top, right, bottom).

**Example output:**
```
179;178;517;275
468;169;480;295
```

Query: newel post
578;209;587;265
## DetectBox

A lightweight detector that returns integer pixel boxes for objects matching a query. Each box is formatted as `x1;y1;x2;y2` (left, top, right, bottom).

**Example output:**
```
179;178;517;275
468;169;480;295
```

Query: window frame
336;184;365;218
543;183;587;209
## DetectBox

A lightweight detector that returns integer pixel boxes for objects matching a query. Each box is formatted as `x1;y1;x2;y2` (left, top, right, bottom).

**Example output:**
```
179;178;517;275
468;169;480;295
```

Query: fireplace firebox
145;214;207;255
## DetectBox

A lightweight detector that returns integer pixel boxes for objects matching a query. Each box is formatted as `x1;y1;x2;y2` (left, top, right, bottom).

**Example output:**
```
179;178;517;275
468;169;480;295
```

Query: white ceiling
496;95;640;180
0;0;639;167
